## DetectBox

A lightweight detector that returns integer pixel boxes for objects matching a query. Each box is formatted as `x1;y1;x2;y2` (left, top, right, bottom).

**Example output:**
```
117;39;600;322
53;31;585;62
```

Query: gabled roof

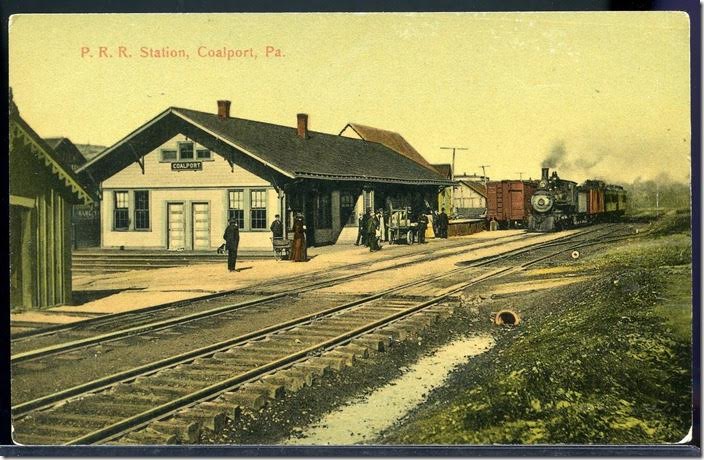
79;107;452;186
431;163;452;179
458;180;487;197
10;112;96;204
340;122;438;173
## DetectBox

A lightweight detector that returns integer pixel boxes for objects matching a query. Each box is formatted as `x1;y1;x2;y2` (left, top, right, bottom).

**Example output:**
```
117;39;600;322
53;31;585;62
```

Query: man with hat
223;217;240;272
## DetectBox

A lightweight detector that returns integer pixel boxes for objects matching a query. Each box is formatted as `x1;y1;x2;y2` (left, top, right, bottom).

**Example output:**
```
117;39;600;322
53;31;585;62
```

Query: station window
340;192;356;225
134;190;150;230
250;190;267;229
196;148;211;160
178;142;194;160
161;149;177;161
317;192;332;229
114;191;129;230
228;190;245;228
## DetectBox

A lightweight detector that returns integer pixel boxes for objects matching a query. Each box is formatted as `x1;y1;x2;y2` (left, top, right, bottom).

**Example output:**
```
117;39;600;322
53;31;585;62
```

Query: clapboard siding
103;134;269;189
101;187;280;250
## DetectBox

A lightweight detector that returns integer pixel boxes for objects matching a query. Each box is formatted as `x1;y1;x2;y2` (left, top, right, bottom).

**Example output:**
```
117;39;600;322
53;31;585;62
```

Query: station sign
171;161;203;171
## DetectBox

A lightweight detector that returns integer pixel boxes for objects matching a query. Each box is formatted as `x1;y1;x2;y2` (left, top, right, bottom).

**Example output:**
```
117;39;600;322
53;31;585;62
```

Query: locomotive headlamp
531;193;553;213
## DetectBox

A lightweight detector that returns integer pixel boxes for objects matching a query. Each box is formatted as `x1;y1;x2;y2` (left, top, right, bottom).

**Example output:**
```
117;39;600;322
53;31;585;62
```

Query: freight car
486;180;538;228
528;168;627;232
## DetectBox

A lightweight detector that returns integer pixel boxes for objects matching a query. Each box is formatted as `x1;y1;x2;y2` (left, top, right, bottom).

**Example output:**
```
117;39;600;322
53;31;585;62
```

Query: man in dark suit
270;214;284;239
223;218;240;272
437;207;449;239
417;212;429;244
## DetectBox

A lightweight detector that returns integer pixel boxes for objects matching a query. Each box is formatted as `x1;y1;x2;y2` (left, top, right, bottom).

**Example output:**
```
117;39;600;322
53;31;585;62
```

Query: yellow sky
9;12;691;183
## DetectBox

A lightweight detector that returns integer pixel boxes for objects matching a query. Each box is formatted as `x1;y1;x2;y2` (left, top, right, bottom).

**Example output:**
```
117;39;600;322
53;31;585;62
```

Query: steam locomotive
527;167;627;232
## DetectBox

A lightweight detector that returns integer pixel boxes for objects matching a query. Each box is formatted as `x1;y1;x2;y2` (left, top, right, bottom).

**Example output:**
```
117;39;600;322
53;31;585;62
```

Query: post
440;147;468;217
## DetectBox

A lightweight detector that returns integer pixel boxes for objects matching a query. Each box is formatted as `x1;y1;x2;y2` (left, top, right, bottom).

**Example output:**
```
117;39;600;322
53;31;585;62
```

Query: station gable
103;134;269;189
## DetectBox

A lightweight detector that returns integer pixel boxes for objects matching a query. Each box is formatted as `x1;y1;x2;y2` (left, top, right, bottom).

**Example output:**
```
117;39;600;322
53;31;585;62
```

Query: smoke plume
541;141;567;168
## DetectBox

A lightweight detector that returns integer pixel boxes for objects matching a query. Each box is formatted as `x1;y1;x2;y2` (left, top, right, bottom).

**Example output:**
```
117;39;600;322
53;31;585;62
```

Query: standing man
437;207;449;239
355;213;366;246
270;214;284;239
223;218;240;272
417;212;429;244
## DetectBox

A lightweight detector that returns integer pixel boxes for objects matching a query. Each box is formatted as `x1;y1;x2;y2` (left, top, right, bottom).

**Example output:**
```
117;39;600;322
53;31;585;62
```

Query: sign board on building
171;161;203;171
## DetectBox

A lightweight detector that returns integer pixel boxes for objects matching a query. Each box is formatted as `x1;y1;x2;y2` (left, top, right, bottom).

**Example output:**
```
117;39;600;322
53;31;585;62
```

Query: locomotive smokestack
541;167;549;181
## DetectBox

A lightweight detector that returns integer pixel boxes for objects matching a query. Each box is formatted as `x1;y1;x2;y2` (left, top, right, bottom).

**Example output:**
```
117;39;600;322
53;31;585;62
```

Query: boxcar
486;180;538;228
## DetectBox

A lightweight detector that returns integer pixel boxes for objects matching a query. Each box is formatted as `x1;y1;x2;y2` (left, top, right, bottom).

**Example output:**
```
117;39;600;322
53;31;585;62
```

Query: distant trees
623;175;691;211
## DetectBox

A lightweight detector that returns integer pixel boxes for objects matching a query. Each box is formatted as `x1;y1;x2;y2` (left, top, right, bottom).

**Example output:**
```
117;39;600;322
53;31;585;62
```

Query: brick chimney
297;113;308;139
217;100;231;119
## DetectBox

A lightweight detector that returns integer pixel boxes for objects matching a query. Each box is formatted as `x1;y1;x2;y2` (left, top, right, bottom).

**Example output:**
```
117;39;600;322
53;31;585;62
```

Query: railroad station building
77;101;450;251
10;96;96;309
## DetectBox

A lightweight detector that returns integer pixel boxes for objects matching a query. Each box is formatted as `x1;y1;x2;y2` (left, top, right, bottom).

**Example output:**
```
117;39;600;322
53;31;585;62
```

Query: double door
167;202;210;250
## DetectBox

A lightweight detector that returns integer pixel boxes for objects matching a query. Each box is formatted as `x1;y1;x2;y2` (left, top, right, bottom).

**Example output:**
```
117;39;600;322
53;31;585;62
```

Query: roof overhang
11;115;96;204
294;171;453;186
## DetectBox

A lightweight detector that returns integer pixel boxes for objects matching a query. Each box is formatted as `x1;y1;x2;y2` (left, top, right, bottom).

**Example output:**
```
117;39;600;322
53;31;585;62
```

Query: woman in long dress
291;215;307;262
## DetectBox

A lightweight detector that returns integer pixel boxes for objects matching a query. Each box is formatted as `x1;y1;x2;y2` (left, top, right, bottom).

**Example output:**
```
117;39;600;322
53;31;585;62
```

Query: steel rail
11;233;540;363
67;229;617;446
66;267;514;445
13;232;527;342
13;226;611;418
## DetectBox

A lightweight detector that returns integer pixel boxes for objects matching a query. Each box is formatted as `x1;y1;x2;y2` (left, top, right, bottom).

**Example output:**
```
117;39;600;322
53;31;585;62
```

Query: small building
77;102;450;251
10;98;95;309
453;180;487;218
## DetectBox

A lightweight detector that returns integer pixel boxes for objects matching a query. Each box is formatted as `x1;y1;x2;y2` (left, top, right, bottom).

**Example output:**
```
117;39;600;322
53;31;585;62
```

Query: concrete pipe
494;309;521;326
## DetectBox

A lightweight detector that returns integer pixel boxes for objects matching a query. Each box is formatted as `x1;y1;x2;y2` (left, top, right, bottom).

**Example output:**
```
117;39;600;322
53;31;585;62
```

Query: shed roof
458;180;487;197
341;122;438;173
79;107;452;186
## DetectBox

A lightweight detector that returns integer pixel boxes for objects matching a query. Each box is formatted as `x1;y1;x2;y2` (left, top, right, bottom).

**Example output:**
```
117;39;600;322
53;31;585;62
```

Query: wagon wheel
274;248;282;261
406;229;414;245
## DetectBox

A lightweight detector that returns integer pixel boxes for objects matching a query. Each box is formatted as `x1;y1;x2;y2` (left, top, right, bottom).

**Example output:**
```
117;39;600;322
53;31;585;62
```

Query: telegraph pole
479;165;490;186
515;172;524;180
440;147;468;216
440;147;468;181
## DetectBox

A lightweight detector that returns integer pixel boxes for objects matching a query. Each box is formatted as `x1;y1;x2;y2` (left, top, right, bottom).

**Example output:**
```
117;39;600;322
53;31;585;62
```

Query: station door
192;202;210;250
167;202;186;250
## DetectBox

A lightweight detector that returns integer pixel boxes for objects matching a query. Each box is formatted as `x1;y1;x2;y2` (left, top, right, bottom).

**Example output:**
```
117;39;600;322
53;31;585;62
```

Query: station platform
11;230;523;329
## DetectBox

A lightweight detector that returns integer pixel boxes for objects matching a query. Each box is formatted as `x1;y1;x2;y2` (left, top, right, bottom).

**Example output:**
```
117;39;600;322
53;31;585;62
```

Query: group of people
355;208;386;252
222;213;308;272
355;207;449;250
222;206;451;270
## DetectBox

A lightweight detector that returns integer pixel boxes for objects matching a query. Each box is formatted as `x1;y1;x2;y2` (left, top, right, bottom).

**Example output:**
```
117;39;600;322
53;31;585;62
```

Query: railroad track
11;232;548;358
11;225;632;445
12;232;535;342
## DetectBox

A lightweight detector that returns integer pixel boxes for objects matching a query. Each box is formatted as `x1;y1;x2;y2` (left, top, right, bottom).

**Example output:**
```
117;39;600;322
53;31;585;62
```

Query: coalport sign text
171;161;203;171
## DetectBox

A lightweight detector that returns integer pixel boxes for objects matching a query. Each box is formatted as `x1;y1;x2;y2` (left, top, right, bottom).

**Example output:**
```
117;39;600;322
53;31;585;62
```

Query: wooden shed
9;98;95;309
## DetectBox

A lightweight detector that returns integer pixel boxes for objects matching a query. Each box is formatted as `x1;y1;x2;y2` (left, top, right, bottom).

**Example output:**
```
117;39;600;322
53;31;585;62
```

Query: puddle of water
285;334;494;445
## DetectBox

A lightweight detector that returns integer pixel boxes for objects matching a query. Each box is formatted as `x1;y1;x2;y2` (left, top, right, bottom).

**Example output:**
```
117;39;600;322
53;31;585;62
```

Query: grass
383;223;692;445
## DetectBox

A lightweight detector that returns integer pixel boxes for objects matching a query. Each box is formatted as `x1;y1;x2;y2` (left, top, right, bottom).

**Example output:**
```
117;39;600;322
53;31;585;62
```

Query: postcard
7;10;696;454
